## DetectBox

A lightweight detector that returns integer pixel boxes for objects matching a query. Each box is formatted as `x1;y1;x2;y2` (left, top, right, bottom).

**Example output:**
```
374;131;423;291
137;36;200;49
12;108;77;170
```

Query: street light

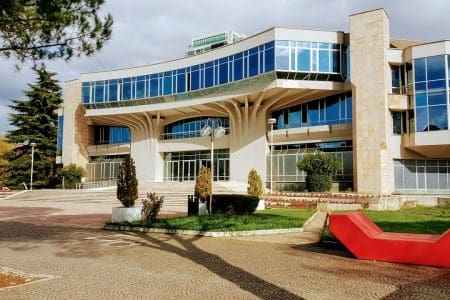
268;118;277;192
30;142;37;190
200;118;225;214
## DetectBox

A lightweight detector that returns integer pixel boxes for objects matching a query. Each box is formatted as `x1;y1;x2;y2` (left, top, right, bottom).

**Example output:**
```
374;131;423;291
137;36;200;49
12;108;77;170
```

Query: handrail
76;179;117;190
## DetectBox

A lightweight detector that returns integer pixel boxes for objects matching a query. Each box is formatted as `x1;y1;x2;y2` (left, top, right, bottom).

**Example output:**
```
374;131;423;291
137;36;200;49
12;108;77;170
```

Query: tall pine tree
6;66;62;188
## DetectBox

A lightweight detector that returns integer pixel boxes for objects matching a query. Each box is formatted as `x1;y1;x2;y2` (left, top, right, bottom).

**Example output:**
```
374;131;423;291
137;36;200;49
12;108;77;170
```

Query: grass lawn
363;204;450;235
110;209;316;232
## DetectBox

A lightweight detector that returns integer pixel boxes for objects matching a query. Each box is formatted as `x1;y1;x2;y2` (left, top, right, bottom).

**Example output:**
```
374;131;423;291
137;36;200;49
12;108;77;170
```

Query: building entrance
163;149;230;182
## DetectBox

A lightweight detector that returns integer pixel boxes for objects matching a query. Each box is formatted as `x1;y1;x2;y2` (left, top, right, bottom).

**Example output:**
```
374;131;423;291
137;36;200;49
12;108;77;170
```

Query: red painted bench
328;212;450;268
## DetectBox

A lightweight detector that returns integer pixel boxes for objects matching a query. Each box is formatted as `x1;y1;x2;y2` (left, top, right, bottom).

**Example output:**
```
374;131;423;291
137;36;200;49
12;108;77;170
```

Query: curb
302;210;320;229
104;224;305;237
2;190;28;200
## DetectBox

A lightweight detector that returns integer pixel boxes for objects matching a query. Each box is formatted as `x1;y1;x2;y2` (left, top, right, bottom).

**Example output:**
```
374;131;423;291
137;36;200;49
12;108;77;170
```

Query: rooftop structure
186;30;246;56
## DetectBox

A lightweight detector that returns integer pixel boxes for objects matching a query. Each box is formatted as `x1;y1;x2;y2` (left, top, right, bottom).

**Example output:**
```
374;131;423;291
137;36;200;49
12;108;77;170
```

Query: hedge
210;194;259;215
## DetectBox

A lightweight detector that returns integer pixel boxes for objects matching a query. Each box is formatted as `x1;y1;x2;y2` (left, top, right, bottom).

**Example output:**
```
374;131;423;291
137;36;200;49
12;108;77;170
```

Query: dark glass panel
308;101;319;126
234;57;243;81
82;86;90;104
416;106;428;132
150;79;158;97
319;50;330;72
204;65;214;87
177;73;186;93
326;97;340;121
288;106;301;128
415;92;427;107
415;82;427;92
264;47;275;72
122;80;131;100
428;90;447;105
94;84;104;103
249;53;259;76
108;83;118;101
428;105;448;131
414;58;426;82
426;55;446;81
136;80;145;99
219;62;228;84
191;70;200;90
427;79;446;90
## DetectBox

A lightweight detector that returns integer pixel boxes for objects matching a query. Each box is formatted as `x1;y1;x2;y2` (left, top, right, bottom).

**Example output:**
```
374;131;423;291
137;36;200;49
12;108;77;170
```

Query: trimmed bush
117;157;138;207
211;194;259;215
247;168;264;197
298;152;342;192
305;173;332;192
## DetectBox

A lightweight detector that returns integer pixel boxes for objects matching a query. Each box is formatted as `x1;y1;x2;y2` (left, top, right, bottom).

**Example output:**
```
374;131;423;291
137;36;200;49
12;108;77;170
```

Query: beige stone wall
62;80;90;168
350;9;394;194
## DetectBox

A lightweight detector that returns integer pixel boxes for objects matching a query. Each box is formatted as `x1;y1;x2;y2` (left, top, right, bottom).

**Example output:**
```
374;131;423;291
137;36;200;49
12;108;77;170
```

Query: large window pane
275;47;289;70
414;58;426;82
82;85;90;103
219;63;228;84
319;50;330;72
108;83;118;101
297;49;310;72
264;47;275;72
234;57;243;81
428;105;448;130
416;106;428;132
122;79;131;100
249;53;259;76
326;98;340;121
308;101;319;125
177;73;186;93
415;92;427;107
94;84;104;103
426;55;445;81
427;90;447;105
136;80;145;98
205;66;214;87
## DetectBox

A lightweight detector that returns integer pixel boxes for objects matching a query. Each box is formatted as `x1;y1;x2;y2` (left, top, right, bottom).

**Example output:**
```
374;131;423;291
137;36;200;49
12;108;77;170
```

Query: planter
112;207;141;223
256;199;265;210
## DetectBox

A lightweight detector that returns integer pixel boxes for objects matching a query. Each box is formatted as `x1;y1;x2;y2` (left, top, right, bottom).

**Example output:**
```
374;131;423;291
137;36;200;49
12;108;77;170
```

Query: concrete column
62;80;90;167
229;108;267;184
350;9;394;194
129;126;163;182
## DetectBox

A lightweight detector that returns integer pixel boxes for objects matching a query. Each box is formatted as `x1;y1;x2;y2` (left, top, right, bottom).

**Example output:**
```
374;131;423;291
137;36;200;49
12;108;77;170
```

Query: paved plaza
0;191;449;299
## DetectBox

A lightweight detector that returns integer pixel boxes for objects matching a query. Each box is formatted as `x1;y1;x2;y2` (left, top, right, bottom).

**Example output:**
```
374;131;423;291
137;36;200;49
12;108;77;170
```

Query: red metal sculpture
329;212;450;268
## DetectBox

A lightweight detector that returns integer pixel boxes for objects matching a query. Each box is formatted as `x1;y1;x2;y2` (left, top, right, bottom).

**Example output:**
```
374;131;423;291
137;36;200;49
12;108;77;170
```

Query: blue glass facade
93;126;130;145
414;55;449;132
272;92;352;130
81;40;345;105
57;115;63;155
162;117;229;140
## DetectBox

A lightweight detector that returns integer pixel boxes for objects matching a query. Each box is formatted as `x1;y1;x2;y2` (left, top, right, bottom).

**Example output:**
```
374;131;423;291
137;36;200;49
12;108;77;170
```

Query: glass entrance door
182;160;196;181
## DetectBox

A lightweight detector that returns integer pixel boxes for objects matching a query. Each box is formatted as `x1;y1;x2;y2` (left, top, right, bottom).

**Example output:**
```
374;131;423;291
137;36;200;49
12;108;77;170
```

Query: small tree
298;152;342;192
195;165;211;202
247;169;263;198
141;192;164;223
59;164;85;188
116;157;138;207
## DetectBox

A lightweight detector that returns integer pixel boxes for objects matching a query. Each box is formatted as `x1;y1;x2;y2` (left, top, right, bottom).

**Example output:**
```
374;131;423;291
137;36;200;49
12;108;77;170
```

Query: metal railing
76;179;117;190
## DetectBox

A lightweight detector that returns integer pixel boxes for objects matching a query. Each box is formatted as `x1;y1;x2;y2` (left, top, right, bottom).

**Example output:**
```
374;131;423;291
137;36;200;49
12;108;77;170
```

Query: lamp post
200;118;225;214
268;118;277;192
30;142;36;190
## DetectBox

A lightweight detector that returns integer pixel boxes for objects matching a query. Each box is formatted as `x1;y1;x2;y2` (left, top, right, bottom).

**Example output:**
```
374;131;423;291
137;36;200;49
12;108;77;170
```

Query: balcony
402;131;450;158
86;143;131;156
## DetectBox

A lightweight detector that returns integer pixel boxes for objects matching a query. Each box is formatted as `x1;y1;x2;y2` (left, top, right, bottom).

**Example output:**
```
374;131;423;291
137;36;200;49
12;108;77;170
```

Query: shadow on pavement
382;272;450;299
131;232;305;300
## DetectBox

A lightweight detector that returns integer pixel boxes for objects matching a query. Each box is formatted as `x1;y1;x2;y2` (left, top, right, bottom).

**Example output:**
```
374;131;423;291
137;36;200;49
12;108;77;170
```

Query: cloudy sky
1;0;449;132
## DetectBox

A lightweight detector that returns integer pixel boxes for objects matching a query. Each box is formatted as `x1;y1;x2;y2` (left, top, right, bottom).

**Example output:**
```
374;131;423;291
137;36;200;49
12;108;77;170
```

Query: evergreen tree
116;157;138;207
6;66;62;188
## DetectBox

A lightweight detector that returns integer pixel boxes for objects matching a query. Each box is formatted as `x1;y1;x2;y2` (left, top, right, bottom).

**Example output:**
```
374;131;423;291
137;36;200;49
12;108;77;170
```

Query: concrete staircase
3;181;243;213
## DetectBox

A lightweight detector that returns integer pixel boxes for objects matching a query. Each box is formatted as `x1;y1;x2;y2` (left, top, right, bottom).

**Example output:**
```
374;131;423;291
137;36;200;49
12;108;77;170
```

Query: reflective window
93;126;130;145
272;92;352;129
82;40;343;105
57;115;64;155
413;55;449;132
394;159;450;191
162;117;229;140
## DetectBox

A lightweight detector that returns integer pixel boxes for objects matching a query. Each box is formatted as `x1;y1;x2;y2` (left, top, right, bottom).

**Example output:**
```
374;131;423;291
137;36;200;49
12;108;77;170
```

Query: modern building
59;8;450;194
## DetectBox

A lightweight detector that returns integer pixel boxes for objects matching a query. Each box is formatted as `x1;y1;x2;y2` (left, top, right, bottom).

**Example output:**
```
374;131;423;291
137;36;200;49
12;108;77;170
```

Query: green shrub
247;168;264;197
298;152;341;192
305;173;332;192
195;165;211;201
212;194;259;215
59;164;85;188
117;157;138;207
